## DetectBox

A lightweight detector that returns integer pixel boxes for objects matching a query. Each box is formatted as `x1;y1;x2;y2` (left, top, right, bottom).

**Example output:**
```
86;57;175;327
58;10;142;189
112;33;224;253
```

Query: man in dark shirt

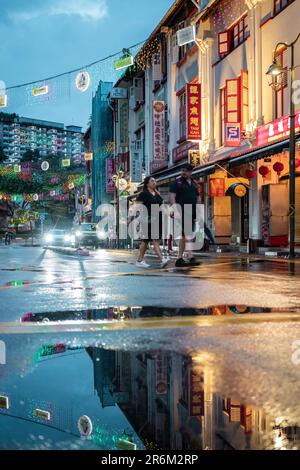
169;163;201;267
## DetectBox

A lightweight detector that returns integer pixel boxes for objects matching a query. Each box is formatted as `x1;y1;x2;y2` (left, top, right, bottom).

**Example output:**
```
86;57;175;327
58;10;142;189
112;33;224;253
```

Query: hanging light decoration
259;165;270;180
245;168;257;180
273;161;284;176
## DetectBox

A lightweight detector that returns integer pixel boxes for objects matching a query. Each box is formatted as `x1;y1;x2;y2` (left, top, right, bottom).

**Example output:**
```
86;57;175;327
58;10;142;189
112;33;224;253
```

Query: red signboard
209;178;226;197
189;368;204;417
187;83;201;141
256;111;300;147
152;101;166;162
106;158;115;193
172;141;199;164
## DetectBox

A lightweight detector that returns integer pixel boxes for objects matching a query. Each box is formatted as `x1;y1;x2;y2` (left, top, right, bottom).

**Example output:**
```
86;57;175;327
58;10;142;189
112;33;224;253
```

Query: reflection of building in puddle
20;305;283;323
87;347;300;450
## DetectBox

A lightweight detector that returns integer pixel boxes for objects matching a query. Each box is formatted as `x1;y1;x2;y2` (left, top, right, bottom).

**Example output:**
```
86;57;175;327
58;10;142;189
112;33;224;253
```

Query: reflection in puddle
0;339;299;450
19;305;294;323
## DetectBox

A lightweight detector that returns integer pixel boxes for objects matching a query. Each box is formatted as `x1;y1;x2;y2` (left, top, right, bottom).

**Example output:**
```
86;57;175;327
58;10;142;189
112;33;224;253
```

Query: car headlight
45;234;54;242
70;235;75;243
64;234;71;242
75;230;82;238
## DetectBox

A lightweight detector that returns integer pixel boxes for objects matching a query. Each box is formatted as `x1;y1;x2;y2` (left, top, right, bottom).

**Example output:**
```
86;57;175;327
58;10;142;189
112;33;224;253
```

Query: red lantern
296;159;300;169
259;165;270;178
273;161;284;176
245;169;257;180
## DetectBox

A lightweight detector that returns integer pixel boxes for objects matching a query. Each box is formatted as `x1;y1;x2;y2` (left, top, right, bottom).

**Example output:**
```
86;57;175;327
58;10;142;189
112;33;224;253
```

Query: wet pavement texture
1;246;300;450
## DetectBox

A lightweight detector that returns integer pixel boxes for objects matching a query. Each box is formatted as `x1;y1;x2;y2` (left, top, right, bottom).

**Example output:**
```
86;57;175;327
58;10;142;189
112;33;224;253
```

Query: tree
21;149;40;163
0;144;7;164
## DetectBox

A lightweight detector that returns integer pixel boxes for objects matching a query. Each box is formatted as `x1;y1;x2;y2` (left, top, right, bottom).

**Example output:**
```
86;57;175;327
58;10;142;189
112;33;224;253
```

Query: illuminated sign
0;396;9;410
209;178;226;197
75;71;90;92
113;55;134;71
0;94;7;108
32;85;49;97
256;111;300;146
187;84;201;141
62;159;71;167
177;25;196;47
84;152;93;161
34;409;51;421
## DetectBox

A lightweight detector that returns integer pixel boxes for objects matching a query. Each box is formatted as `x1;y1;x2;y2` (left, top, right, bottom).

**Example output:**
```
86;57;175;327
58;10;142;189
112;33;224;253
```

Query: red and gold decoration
187;83;201;141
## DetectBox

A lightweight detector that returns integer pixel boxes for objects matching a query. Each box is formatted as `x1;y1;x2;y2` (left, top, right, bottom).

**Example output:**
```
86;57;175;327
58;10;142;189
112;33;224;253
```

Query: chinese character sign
106;158;115;193
152;101;165;162
189;368;204;417
209;178;226;197
187;83;201;141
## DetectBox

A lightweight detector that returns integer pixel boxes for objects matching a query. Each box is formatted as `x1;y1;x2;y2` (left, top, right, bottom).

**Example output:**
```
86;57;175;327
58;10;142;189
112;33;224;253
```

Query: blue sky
0;0;173;130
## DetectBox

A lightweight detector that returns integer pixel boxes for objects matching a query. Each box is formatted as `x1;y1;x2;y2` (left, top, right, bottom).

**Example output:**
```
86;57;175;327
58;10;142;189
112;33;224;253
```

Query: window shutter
225;77;241;124
218;30;230;56
240;70;249;131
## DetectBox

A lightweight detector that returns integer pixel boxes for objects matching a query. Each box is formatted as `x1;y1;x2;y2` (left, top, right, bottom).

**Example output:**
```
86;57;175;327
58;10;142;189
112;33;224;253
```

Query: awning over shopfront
154;133;300;184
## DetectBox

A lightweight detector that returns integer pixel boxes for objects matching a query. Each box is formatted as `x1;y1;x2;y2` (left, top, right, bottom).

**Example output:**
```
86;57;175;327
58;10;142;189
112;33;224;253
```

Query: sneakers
136;260;150;268
188;257;201;266
175;258;188;267
160;258;169;268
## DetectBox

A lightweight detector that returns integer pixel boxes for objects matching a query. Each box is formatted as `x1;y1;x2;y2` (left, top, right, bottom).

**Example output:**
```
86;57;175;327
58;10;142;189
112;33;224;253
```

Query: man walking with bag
169;163;201;267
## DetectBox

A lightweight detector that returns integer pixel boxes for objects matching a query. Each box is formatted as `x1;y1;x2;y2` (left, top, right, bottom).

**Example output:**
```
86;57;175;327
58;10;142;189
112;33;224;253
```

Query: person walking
135;176;168;268
169;163;201;267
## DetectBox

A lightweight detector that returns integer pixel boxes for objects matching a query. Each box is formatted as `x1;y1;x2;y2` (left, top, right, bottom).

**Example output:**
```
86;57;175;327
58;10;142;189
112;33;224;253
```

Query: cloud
8;0;108;22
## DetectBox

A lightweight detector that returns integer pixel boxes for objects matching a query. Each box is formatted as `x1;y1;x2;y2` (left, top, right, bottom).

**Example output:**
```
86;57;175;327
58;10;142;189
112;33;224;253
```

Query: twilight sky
0;0;172;131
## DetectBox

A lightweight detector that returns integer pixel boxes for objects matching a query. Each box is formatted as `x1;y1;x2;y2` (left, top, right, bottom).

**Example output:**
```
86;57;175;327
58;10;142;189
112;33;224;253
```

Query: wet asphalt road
2;245;300;449
0;245;300;323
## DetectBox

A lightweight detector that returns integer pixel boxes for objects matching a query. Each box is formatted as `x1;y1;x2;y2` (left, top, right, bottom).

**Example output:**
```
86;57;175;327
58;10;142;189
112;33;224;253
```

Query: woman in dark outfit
136;176;168;268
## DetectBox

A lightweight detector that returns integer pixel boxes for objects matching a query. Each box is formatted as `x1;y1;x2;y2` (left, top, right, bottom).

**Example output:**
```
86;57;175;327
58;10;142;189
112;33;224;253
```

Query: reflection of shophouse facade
109;0;300;247
89;347;300;450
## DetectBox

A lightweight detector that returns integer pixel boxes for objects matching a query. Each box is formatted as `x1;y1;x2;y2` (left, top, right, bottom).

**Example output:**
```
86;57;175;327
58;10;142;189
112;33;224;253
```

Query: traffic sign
116;178;128;191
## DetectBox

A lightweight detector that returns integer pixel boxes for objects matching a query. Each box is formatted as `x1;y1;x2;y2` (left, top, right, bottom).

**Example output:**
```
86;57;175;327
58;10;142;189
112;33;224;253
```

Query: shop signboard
119;101;129;146
131;151;143;183
256;110;300;146
188;149;202;167
225;123;241;147
106;158;115;193
172;141;199;163
187;83;201;141
152;101;165;163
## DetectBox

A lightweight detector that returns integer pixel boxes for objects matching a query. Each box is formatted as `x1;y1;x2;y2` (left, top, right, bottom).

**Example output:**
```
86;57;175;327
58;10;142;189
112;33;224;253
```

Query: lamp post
112;168;124;249
266;33;300;258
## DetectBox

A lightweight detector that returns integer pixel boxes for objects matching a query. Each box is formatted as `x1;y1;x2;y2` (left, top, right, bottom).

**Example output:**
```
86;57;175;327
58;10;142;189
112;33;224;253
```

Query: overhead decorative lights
32;85;49;97
113;49;134;71
41;161;50;171
0;94;7;108
75;71;90;92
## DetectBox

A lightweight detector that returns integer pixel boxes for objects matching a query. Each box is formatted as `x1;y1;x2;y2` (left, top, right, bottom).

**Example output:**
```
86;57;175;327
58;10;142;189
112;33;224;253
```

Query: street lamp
112;168;124;249
266;33;300;258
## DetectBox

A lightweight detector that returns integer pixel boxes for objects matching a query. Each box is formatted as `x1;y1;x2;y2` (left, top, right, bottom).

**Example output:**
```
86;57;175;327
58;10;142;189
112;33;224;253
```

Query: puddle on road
19;305;298;323
0;337;299;451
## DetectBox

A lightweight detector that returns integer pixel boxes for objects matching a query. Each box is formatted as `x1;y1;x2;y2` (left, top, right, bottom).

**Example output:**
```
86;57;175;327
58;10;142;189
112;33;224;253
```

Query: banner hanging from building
106;158;115;193
187;83;201;141
152;101;165;164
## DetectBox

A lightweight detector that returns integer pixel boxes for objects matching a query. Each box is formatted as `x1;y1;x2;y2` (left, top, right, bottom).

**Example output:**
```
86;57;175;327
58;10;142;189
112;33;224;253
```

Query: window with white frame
274;0;295;15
